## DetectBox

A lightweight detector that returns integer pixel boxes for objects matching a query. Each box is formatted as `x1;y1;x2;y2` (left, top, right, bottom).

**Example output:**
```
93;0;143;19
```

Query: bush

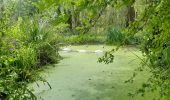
106;28;141;45
23;19;61;66
58;34;106;44
14;46;38;70
0;49;37;99
106;28;125;45
0;17;60;99
36;42;60;66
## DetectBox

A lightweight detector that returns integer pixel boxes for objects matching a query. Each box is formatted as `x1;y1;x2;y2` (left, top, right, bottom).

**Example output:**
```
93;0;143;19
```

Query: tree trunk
126;6;136;27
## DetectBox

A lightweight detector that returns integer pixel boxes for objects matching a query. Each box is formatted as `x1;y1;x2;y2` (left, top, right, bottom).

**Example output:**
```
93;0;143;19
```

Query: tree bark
126;6;136;27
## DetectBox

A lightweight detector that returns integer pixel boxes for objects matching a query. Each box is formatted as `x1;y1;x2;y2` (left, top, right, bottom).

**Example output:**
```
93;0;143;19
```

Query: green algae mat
31;45;157;100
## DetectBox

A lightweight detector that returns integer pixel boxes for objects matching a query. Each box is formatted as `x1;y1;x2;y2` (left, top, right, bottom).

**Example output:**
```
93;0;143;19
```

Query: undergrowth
0;15;60;100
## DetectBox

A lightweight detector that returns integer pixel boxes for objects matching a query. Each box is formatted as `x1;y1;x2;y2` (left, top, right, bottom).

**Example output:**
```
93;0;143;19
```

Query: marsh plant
0;2;60;99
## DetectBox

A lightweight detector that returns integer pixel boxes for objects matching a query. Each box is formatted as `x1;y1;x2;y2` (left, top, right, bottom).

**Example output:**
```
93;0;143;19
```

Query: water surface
31;45;156;100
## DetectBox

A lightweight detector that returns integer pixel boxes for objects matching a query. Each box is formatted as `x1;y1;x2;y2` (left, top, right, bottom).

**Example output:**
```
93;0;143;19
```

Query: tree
122;0;170;98
126;5;136;27
98;0;170;99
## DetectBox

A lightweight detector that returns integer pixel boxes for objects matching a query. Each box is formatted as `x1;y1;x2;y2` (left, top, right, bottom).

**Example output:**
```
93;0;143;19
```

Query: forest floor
30;45;157;100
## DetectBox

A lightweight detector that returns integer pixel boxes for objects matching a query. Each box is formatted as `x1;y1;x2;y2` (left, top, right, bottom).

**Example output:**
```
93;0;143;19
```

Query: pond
30;45;156;100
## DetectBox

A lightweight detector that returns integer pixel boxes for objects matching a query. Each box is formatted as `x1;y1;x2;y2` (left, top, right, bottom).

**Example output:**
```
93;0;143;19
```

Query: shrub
106;28;141;45
58;34;106;45
35;42;61;66
0;16;60;99
106;28;125;45
22;19;61;66
0;50;37;99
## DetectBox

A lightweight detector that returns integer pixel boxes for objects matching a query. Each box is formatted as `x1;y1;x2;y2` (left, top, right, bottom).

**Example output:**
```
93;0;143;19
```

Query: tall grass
106;28;125;45
0;1;62;99
0;46;38;99
106;28;140;45
0;16;60;99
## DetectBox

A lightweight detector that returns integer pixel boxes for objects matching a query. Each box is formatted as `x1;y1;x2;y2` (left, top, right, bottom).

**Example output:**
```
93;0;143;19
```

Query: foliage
98;0;170;99
98;49;115;64
21;18;61;66
105;28;141;45
33;0;119;35
0;1;60;99
97;0;170;99
106;28;125;45
123;0;170;99
36;41;60;66
58;34;106;45
1;0;170;99
0;46;38;99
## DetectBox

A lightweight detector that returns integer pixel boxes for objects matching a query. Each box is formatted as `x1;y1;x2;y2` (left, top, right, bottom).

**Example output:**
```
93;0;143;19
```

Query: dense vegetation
125;0;170;99
0;0;60;99
0;0;169;99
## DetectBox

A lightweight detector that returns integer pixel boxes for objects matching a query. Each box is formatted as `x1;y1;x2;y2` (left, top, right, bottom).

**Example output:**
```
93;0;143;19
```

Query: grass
0;16;60;99
31;45;159;100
